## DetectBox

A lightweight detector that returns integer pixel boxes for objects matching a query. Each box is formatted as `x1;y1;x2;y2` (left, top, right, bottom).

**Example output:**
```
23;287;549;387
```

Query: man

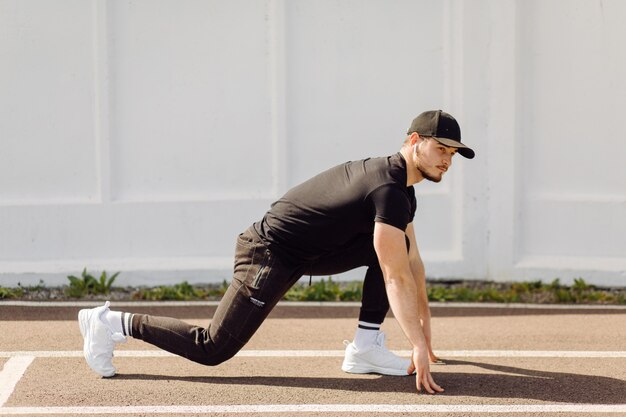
79;110;475;394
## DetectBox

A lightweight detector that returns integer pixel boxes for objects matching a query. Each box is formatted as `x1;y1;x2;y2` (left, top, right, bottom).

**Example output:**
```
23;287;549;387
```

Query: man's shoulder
362;153;407;186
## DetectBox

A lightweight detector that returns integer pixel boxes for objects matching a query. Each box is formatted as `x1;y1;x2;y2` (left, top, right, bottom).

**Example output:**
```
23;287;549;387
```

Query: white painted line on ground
429;302;626;310
1;404;626;414
1;350;625;358
0;357;34;407
433;350;626;358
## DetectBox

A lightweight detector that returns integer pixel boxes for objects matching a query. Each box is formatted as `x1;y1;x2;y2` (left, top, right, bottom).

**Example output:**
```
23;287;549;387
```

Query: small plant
427;285;456;302
283;277;360;302
339;281;363;301
0;286;24;300
66;268;96;298
92;271;120;295
205;280;230;298
66;268;120;298
133;281;201;301
573;277;591;290
173;281;200;299
21;280;46;292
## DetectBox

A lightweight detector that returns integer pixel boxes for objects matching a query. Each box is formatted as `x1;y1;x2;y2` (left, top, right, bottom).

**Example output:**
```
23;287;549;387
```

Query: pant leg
309;235;389;325
131;227;301;366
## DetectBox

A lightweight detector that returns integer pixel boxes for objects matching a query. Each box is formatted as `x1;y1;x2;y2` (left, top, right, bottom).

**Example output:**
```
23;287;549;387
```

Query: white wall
1;0;624;287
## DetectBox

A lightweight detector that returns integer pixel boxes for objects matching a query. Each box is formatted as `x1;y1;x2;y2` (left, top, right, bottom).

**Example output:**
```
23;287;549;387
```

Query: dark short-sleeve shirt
253;152;417;263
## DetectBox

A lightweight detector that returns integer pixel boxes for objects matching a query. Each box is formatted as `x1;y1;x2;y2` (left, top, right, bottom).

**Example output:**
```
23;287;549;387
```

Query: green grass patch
0;274;623;304
131;280;230;301
283;278;363;302
426;278;625;304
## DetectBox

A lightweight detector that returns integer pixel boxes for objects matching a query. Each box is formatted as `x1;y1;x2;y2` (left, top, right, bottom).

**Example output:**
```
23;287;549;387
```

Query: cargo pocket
251;249;272;290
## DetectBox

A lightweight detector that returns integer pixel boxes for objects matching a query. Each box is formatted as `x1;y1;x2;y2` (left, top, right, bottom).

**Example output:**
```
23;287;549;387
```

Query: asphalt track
0;302;625;417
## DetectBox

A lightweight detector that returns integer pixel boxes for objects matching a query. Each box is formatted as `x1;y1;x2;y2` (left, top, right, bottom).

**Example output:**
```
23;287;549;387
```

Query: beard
414;151;443;183
417;164;442;183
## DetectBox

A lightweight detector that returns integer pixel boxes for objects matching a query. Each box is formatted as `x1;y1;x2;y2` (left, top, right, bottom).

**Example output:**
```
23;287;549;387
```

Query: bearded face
412;138;456;183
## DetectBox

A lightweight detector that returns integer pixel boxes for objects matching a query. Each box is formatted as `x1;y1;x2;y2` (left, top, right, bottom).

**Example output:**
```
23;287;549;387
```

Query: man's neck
400;147;424;187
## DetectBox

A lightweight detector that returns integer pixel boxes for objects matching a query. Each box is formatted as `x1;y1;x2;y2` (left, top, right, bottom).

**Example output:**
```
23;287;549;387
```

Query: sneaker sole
341;363;411;377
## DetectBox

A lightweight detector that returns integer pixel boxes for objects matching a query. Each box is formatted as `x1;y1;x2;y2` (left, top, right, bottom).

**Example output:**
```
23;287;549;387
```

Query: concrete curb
1;300;625;309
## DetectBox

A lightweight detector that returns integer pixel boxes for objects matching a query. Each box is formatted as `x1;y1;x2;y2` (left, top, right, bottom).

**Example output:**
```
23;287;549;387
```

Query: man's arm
405;222;439;363
373;222;443;394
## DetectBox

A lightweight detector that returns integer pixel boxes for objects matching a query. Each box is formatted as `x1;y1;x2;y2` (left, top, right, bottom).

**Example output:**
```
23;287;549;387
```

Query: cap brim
433;137;475;159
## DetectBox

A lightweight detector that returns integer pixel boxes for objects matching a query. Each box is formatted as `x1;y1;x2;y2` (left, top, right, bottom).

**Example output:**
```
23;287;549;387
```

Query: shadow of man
435;359;626;404
116;359;625;403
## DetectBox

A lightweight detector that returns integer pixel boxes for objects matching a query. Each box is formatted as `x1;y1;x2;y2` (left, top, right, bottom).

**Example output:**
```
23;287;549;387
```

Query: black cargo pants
131;226;390;366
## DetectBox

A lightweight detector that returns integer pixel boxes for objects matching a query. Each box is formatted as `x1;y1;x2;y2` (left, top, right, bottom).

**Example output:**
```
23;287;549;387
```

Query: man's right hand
373;223;444;394
407;347;444;394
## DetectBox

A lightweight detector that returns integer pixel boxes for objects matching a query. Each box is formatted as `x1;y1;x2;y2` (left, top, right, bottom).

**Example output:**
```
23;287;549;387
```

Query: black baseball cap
407;110;475;159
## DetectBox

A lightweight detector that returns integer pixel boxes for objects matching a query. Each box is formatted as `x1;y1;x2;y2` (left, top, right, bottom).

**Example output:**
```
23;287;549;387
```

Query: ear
408;132;420;146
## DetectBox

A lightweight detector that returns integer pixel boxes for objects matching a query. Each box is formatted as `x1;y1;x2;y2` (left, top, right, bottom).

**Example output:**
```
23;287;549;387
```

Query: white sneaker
341;332;412;376
78;301;126;377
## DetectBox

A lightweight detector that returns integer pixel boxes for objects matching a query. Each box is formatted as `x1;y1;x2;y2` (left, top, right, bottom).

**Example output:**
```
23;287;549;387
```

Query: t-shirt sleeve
369;185;412;231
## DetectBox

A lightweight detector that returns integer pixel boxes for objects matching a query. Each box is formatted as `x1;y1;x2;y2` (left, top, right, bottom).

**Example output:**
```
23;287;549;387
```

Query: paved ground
1;302;625;416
